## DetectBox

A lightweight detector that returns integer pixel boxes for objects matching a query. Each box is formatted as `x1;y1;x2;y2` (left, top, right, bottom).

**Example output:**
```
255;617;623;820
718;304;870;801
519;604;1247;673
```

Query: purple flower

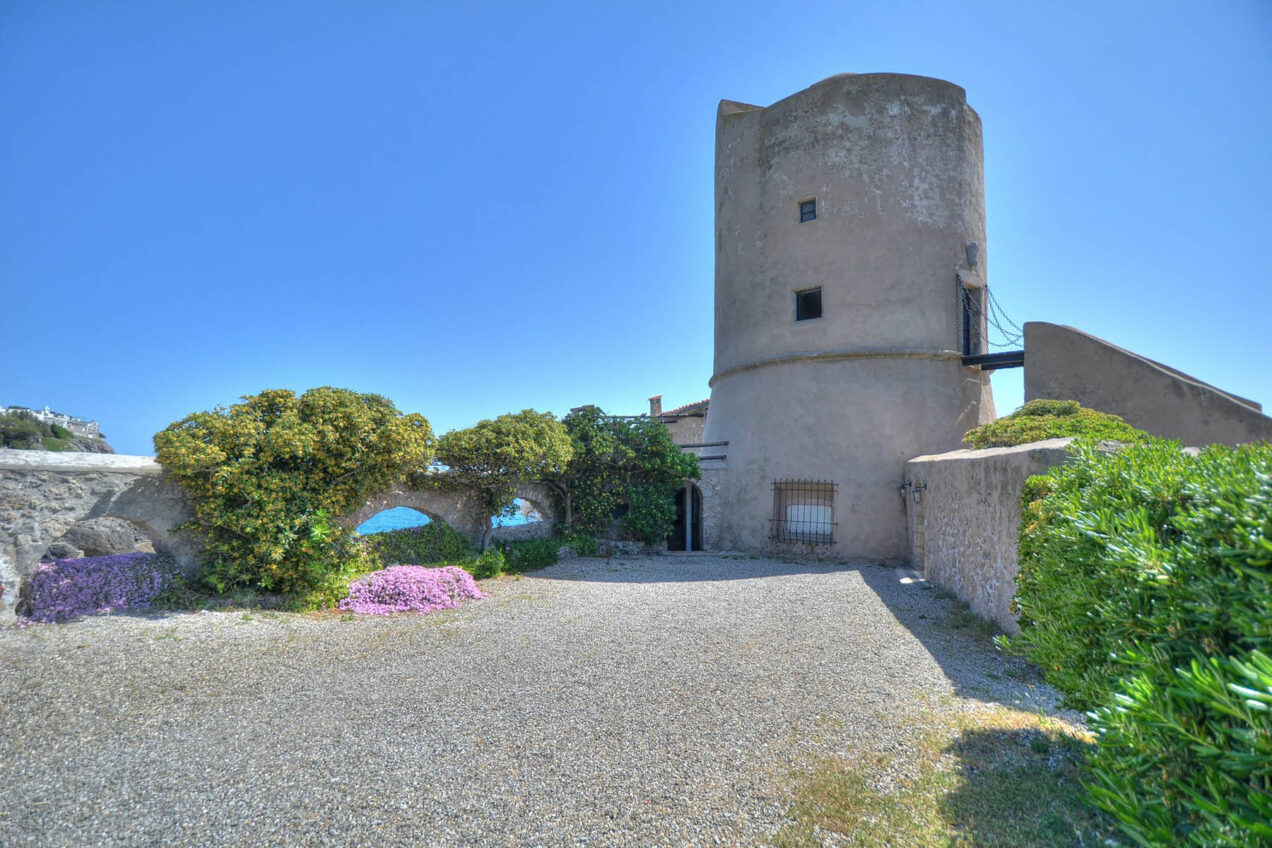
18;553;175;623
338;565;486;616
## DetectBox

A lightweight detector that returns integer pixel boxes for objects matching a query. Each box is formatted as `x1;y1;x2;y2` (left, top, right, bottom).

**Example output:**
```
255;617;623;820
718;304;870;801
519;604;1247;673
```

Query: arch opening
356;506;433;536
491;497;545;529
670;483;704;551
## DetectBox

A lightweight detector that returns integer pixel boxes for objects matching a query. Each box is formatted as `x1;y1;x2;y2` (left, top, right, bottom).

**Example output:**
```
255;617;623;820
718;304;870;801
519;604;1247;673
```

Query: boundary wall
1025;322;1272;446
0;450;562;623
903;439;1072;633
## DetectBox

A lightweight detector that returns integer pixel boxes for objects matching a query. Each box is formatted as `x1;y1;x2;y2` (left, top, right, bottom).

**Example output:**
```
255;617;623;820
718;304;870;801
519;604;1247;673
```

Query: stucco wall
1024;322;1272;446
707;357;993;560
903;439;1072;633
703;73;995;561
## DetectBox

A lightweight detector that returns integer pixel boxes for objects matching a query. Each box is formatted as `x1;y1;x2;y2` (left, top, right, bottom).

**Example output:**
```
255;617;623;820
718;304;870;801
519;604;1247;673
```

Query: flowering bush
338;565;486;616
17;553;177;623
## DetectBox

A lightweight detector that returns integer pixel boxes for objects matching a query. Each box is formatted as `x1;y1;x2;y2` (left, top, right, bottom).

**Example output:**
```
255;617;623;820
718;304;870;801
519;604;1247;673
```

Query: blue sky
4;1;1269;456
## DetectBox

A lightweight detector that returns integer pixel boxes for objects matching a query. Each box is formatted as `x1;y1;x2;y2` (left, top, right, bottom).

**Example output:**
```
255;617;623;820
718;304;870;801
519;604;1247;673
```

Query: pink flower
338;565;486;616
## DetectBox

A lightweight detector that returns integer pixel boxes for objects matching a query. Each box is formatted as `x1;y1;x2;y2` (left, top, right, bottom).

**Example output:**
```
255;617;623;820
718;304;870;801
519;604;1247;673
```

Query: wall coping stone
0;449;161;474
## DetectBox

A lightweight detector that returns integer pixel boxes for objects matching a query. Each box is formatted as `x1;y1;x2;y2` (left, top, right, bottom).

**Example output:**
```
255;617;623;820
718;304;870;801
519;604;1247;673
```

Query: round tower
702;73;995;560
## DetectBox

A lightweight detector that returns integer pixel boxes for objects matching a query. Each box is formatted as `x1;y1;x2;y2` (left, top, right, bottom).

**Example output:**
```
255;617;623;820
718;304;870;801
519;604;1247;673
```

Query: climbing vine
547;406;699;544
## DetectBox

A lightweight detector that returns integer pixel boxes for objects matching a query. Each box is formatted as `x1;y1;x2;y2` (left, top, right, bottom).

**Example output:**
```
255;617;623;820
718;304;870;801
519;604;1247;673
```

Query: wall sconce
899;481;912;500
966;242;980;268
911;482;927;504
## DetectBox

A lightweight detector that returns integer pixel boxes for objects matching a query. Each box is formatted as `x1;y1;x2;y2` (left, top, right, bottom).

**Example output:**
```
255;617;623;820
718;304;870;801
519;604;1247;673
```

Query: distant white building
0;405;101;439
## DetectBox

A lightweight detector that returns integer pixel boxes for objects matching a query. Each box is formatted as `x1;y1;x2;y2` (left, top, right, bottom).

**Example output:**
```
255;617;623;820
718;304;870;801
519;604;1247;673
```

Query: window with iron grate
770;480;836;543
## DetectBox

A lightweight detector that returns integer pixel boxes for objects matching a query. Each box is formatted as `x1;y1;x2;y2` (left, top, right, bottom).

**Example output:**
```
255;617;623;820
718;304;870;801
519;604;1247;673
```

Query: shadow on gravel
853;562;1050;705
534;554;856;583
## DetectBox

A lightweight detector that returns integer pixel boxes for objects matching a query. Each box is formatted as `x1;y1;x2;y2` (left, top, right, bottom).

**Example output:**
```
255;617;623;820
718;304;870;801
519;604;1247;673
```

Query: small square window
795;287;822;321
799;199;817;222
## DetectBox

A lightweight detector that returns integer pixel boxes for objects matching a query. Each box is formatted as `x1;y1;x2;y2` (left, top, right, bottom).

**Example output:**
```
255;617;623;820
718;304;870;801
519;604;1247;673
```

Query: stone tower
701;73;995;561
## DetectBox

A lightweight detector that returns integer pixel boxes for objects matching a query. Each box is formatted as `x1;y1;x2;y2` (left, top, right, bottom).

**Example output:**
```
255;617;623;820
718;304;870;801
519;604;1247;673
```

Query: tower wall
703;73;995;560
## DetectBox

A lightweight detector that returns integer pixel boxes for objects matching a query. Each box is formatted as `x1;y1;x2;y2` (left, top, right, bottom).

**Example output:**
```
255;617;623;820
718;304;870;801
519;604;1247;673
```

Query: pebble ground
0;554;1063;847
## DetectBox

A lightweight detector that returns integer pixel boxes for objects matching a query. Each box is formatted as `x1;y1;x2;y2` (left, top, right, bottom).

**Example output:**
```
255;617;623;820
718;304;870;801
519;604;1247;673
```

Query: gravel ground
0;554;1064;847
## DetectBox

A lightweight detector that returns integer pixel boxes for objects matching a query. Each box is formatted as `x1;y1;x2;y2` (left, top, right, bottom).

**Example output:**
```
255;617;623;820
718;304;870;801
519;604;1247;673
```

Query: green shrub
549;406;699;543
502;537;559;572
49;423;72;440
1007;438;1272;844
559;532;599;557
1012;440;1272;710
365;521;473;567
468;547;506;580
0;409;50;449
154;387;433;594
1011;439;1193;708
963;399;1150;449
1085;650;1272;847
434;410;573;546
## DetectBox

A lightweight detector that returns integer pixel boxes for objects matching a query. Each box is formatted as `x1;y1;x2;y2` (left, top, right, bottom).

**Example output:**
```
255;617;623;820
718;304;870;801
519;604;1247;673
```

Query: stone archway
344;480;563;548
0;451;200;622
342;484;488;547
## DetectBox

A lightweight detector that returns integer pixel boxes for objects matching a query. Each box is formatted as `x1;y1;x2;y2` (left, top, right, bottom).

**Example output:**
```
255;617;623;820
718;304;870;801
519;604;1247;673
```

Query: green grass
771;708;1118;847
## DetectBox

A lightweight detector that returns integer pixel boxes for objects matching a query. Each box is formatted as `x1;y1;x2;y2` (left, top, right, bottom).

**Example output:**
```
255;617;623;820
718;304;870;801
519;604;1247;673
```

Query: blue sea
355;501;537;535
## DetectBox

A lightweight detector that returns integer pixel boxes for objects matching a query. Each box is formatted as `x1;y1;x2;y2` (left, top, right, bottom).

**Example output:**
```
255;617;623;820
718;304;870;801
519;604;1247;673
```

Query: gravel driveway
0;554;1061;847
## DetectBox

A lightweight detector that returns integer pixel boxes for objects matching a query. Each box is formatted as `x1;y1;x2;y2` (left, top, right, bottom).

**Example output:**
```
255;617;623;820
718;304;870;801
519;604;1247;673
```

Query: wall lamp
911;482;927;504
966;242;980;267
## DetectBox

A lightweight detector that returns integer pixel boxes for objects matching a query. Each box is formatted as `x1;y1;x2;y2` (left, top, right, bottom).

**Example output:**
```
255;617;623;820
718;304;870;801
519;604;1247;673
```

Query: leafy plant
364;521;474;567
0;409;51;449
1085;650;1272;847
154;387;434;594
434;409;573;547
547;406;699;544
963;399;1150;449
558;531;599;557
1005;438;1272;844
467;547;507;580
502;537;559;572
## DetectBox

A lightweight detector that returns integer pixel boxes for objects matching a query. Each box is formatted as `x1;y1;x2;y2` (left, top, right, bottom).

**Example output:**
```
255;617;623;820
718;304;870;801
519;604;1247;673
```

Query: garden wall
903;439;1072;633
0;450;200;623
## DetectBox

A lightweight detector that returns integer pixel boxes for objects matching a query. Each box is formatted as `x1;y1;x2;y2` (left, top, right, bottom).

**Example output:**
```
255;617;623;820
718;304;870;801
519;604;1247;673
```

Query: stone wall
1;452;565;622
344;479;560;545
903;439;1072;633
0;450;199;622
1025;322;1272;446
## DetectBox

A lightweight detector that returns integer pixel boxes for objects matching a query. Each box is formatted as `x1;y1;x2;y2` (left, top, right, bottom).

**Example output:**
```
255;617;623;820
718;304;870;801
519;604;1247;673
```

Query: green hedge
363;525;564;578
1008;439;1272;845
364;522;474;567
963;399;1149;449
1086;650;1272;847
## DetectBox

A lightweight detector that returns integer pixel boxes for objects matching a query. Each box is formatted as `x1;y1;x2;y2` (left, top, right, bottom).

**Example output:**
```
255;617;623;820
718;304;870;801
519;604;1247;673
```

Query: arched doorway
669;483;703;551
